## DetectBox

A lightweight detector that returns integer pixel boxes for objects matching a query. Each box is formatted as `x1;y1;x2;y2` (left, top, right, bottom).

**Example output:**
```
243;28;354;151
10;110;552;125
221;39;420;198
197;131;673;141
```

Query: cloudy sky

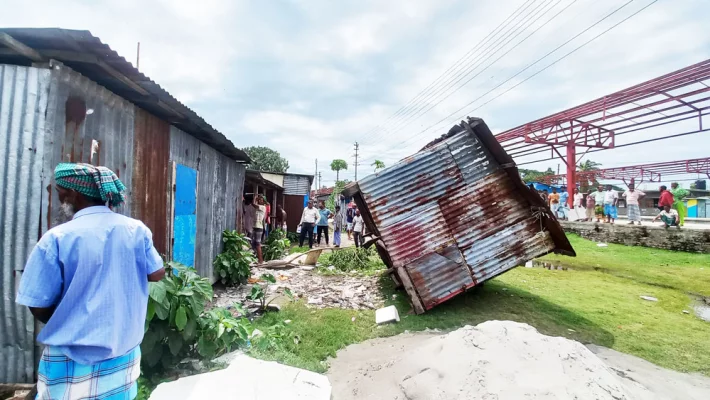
4;0;709;189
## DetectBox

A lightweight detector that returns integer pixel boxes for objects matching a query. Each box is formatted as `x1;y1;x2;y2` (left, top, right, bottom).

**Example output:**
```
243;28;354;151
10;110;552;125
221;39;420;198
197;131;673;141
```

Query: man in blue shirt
16;163;165;399
558;189;570;220
316;201;333;246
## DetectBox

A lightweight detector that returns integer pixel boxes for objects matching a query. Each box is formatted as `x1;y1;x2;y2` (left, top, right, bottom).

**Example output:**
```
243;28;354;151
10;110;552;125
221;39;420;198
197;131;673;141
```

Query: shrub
196;306;253;359
247;274;293;312
142;262;213;372
214;230;255;285
263;229;290;261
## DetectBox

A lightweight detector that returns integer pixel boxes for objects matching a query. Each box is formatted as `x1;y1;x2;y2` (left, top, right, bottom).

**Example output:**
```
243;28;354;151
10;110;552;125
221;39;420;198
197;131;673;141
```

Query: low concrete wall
560;221;710;253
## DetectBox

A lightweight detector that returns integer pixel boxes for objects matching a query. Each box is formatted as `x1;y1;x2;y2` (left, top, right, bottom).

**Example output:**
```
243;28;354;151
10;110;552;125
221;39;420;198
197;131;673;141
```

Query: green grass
253;234;710;375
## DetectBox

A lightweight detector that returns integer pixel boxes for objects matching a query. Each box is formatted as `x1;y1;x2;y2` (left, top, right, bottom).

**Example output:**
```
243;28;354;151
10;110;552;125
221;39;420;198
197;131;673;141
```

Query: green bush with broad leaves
214;230;255;285
195;306;253;359
263;229;290;261
142;262;213;372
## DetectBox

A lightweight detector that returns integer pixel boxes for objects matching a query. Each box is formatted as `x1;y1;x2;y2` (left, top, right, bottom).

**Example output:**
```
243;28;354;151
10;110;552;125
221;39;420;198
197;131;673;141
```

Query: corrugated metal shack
0;28;249;383
343;117;575;314
244;171;314;233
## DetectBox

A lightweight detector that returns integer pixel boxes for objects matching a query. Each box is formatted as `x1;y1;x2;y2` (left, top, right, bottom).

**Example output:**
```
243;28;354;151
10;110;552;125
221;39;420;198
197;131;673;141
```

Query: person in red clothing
658;185;674;210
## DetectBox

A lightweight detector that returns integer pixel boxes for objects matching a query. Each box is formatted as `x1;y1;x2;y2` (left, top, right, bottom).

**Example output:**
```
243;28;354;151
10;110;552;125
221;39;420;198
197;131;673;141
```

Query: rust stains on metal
132;109;170;255
351;117;575;313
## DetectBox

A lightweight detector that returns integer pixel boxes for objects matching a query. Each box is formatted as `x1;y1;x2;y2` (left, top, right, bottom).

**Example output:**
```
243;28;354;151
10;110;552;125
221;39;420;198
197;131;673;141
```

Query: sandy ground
327;322;710;400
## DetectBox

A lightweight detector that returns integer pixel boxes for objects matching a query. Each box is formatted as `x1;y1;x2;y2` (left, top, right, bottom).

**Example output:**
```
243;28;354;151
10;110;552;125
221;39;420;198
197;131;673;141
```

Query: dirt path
327;322;710;400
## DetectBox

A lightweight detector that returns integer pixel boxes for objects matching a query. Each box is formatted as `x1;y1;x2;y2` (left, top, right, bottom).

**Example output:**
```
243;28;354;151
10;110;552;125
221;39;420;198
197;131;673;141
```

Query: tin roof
0;28;250;163
345;117;575;313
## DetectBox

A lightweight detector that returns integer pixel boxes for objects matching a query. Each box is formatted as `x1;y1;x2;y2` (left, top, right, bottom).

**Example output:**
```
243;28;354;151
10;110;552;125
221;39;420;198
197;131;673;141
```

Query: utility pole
353;142;360;181
314;159;318;195
136;42;140;70
318;172;322;190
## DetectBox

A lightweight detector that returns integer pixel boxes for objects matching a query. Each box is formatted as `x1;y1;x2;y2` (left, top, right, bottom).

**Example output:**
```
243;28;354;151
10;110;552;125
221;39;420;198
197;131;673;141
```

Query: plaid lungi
37;346;140;400
627;204;641;221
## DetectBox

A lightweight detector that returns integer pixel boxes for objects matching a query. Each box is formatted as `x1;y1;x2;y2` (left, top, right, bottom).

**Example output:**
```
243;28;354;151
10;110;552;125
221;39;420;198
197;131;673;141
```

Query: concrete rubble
150;353;331;400
213;264;385;312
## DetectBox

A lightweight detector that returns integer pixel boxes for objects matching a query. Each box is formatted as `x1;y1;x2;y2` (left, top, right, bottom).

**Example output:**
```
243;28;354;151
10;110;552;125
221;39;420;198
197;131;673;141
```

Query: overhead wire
362;0;654;165
358;0;563;144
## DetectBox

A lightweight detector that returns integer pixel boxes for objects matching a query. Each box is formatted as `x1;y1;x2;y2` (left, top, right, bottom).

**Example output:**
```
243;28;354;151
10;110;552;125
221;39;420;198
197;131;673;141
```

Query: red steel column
566;143;576;207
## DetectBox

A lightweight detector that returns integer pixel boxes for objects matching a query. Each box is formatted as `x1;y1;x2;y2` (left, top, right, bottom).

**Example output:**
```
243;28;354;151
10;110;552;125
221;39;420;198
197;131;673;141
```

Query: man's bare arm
148;267;166;282
29;306;56;324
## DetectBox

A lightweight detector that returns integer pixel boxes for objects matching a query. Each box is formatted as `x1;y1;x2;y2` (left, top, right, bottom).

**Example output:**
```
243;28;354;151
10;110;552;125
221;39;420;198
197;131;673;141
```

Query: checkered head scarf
54;162;127;207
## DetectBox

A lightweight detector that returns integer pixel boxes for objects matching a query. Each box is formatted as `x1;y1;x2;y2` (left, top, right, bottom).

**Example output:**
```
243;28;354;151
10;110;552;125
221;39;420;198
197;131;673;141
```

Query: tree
577;160;602;171
326;180;350;211
372;160;385;173
243;146;289;173
519;168;554;184
330;159;348;181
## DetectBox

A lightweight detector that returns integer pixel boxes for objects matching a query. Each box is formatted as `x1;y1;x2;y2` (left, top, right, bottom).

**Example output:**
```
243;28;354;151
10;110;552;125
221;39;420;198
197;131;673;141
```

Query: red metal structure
497;59;710;205
538;157;710;185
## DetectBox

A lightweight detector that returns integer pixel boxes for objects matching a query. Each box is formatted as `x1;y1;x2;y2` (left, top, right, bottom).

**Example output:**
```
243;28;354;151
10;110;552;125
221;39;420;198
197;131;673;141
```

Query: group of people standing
537;182;690;228
297;200;365;249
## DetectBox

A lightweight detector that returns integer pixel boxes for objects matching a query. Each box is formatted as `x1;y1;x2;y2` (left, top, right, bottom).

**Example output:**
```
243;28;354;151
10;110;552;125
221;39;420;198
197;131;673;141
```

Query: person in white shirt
298;201;321;248
352;209;365;248
603;185;619;224
622;184;645;225
653;205;680;229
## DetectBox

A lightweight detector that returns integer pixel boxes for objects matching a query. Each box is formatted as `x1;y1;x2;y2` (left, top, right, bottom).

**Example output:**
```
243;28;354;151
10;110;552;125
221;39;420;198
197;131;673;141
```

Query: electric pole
353;142;360;181
314;159;318;196
318;172;322;191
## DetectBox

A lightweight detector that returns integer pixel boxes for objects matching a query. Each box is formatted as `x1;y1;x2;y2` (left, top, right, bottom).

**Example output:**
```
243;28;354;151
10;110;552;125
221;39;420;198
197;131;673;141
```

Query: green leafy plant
247;274;294;312
372;160;385;173
195;306;253;359
286;231;299;243
214;230;255;285
263;229;290;261
326;180;348;211
330;159;348;181
142;262;213;372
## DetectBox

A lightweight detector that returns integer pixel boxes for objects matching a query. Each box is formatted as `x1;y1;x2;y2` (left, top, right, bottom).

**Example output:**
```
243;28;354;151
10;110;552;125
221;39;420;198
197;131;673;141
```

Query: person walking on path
16;163;165;399
352;209;365;248
658;185;675;211
253;196;266;264
332;205;344;247
346;202;355;240
585;189;595;221
653;205;680;228
670;182;690;226
623;184;645;225
592;185;606;222
603;185;619;224
299;201;320;248
316;201;333;246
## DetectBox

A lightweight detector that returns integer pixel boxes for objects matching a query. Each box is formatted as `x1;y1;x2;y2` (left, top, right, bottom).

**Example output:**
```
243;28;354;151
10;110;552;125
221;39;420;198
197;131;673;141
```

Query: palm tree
330;159;348;182
577;160;601;171
372;160;385;173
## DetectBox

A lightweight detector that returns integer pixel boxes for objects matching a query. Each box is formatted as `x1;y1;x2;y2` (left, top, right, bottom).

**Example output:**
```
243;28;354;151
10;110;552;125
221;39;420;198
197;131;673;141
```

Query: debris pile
212;264;385;311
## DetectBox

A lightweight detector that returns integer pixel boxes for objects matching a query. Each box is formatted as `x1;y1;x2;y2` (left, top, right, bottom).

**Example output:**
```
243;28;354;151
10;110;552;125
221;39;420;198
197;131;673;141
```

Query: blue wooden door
173;164;198;267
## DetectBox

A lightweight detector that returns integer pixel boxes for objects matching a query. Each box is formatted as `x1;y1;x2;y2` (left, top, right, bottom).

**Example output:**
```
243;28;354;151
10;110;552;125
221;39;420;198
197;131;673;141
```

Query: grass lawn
253;234;710;376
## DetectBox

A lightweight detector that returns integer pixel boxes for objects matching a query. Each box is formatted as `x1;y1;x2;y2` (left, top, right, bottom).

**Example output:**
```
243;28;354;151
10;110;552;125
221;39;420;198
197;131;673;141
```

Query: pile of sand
328;321;653;399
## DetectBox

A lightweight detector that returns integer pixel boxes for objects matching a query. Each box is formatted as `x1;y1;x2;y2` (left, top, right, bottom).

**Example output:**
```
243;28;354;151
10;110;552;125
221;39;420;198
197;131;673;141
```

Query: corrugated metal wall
0;64;51;383
284;175;311;195
169;127;245;281
42;63;135;232
132;109;170;255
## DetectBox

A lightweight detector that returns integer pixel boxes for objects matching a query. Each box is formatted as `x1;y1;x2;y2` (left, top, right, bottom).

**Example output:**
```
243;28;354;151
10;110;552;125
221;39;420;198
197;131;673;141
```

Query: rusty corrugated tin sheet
42;63;135;232
169;127;245;282
0;64;51;383
345;117;574;313
132;109;170;255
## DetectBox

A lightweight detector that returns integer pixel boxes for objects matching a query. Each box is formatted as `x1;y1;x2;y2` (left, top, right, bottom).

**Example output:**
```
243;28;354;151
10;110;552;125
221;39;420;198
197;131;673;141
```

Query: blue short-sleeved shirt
559;191;569;205
317;208;331;226
16;206;164;365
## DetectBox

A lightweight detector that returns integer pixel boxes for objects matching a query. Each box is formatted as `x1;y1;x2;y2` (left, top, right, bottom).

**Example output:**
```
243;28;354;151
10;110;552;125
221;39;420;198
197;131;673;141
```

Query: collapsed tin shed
0;28;249;383
343;117;575;314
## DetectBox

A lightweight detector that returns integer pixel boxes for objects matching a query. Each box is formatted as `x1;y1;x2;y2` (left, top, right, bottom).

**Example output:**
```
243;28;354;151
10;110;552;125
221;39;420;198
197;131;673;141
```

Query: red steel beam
538;157;710;185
